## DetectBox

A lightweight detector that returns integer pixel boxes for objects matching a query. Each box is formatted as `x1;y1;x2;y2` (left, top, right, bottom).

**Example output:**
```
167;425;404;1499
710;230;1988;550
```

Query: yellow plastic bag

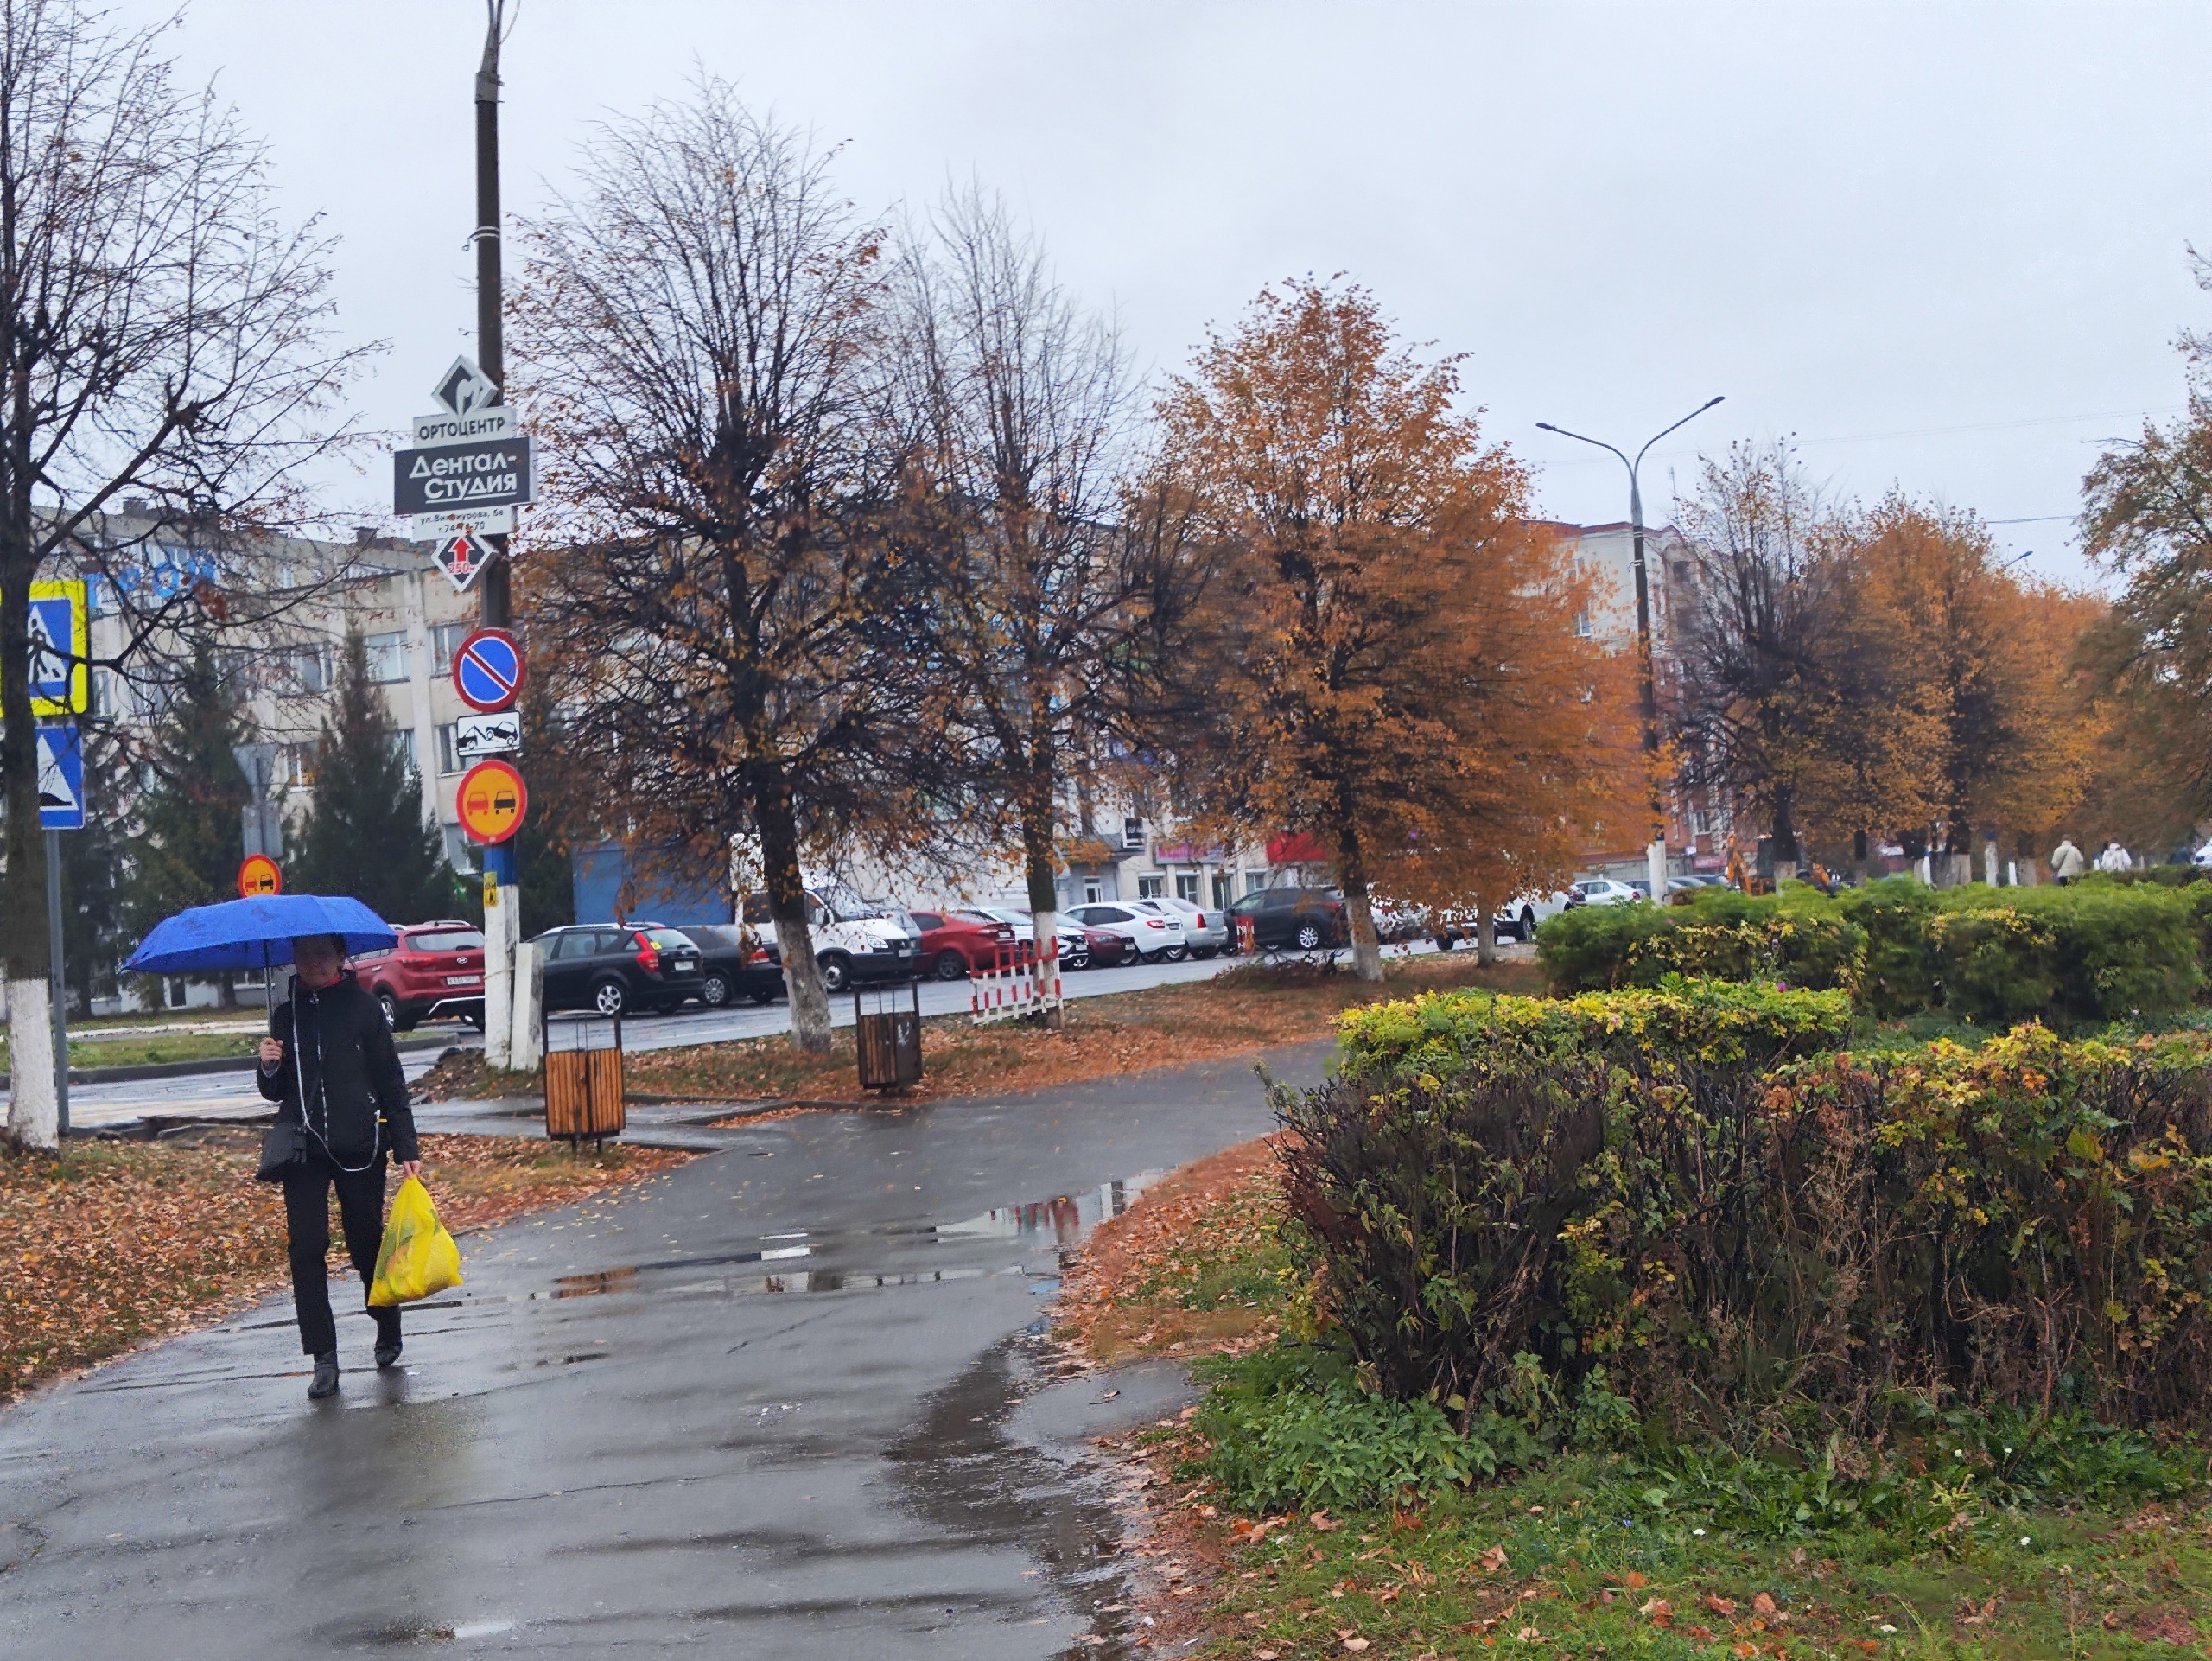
368;1175;464;1307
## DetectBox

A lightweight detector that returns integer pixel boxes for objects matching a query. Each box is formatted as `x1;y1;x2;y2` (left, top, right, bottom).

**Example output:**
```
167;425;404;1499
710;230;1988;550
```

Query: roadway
23;942;1476;1130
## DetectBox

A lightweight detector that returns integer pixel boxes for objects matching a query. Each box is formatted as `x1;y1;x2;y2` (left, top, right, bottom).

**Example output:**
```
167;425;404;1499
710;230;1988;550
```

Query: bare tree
881;188;1196;1014
1;1;368;1147
1668;441;1899;872
511;81;920;1053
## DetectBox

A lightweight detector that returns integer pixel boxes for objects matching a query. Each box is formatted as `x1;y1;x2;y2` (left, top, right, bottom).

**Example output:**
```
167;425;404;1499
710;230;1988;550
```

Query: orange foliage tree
1159;281;1636;979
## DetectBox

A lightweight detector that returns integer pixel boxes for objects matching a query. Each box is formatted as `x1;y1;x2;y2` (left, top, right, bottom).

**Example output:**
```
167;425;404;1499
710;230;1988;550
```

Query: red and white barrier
970;940;1065;1025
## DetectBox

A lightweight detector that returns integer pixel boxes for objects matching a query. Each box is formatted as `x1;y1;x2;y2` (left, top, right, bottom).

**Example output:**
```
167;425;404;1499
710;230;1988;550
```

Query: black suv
534;923;705;1016
1228;885;1350;951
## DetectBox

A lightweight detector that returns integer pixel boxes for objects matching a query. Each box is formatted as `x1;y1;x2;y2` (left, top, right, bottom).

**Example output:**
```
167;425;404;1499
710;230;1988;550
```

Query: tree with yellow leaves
1160;281;1636;980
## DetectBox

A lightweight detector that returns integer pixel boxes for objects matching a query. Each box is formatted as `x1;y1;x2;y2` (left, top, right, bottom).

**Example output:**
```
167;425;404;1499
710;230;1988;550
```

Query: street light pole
1536;397;1724;902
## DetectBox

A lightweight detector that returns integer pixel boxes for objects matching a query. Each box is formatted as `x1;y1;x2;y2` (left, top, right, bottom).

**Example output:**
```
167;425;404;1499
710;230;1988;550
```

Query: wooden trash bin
855;980;922;1091
543;1011;625;1148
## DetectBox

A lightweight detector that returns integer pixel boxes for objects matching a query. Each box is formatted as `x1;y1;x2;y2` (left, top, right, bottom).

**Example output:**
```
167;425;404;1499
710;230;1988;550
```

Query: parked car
1570;877;1646;907
965;905;1131;970
534;922;706;1016
909;907;1017;980
350;920;486;1032
677;924;783;1007
739;888;921;992
1370;900;1431;945
1226;885;1350;952
1135;894;1230;958
1068;901;1188;963
1493;890;1574;941
1124;899;1198;961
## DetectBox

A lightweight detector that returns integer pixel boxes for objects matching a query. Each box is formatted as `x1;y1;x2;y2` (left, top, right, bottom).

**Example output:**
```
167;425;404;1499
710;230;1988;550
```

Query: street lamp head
1535;422;1560;433
1700;396;1726;411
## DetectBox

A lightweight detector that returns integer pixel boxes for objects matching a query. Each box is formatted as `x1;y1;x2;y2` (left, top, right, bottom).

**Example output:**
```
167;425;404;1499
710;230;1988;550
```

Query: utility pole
1536;398;1725;903
474;0;518;1068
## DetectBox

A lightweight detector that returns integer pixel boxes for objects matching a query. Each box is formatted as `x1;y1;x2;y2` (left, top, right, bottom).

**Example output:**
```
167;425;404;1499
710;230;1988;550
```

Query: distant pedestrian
2049;835;2085;887
257;933;422;1400
2095;839;2133;875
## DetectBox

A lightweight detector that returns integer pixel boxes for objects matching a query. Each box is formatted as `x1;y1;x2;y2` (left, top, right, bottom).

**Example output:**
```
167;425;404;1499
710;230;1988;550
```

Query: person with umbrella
126;895;423;1401
257;932;423;1398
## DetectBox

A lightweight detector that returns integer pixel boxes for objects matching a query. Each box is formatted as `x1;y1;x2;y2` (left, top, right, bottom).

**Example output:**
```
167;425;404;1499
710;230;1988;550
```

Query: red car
908;907;1018;980
351;920;486;1031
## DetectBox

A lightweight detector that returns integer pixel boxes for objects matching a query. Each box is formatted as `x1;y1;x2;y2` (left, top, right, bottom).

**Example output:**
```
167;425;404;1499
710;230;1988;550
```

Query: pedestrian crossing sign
37;723;84;830
14;579;88;716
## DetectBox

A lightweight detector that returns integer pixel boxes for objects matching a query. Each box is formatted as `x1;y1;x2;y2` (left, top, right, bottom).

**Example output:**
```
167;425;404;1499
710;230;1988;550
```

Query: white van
739;888;921;992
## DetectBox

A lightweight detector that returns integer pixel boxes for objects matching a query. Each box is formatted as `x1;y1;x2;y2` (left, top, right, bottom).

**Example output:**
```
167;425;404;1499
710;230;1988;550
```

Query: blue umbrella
124;894;397;974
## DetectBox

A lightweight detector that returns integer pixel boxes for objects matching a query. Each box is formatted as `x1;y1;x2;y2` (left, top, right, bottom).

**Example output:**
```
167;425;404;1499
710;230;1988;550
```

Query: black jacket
256;977;419;1166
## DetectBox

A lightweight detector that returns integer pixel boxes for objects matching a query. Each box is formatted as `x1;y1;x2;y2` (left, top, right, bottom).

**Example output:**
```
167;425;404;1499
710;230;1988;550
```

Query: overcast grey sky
143;2;2212;585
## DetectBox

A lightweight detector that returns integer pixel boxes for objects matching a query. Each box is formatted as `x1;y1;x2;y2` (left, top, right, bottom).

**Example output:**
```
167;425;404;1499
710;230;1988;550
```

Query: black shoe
308;1353;340;1399
374;1341;402;1370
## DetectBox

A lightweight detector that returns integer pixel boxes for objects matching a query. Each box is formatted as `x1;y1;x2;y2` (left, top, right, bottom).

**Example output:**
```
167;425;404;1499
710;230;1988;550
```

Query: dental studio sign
391;433;536;516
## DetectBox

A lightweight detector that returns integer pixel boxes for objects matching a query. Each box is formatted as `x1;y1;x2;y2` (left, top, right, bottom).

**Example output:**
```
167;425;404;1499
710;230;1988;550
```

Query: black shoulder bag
254;1000;313;1182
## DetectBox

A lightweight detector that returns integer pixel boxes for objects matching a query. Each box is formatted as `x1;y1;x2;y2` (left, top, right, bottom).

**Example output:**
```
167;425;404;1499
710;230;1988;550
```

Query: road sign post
46;830;67;1139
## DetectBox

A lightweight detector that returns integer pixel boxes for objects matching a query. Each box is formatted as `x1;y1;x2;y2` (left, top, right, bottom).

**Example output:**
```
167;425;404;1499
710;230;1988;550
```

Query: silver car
1130;895;1228;958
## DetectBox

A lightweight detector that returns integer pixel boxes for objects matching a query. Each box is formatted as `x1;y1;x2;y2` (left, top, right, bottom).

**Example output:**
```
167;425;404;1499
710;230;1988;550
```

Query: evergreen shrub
1281;1022;2212;1435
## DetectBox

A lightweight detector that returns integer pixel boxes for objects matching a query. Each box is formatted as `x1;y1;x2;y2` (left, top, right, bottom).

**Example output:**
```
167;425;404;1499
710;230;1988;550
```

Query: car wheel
1165;944;1188;962
1140;948;1167;964
817;953;851;993
1192;945;1217;960
590;978;628;1018
702;971;732;1007
1519;907;1537;942
748;987;777;1005
466;1008;485;1031
376;990;416;1032
1065;950;1090;971
932;949;969;982
1295;922;1324;951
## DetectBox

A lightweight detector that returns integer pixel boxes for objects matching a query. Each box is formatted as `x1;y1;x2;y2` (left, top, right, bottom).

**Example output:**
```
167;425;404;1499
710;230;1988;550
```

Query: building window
365;630;409;684
1211;873;1230;910
442;824;473;871
435;722;464;775
276;645;331;695
1138;875;1165;898
1083;879;1103;904
1122;816;1145;850
276;741;317;788
1246;871;1268;895
386;729;417;770
1175;873;1199;903
431;622;471;674
1573;611;1592;638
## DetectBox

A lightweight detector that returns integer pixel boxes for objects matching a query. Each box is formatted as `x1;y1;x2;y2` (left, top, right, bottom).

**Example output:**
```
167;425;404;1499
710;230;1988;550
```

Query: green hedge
1281;1021;2212;1433
1535;877;2207;1025
1336;981;1853;1080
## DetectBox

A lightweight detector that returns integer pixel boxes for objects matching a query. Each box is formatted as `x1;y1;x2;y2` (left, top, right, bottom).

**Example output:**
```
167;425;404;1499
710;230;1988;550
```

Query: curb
3;1033;458;1092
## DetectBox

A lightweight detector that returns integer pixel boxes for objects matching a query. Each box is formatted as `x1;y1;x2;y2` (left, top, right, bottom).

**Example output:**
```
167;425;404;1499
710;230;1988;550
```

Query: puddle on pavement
546;1171;1164;1301
889;1334;1145;1658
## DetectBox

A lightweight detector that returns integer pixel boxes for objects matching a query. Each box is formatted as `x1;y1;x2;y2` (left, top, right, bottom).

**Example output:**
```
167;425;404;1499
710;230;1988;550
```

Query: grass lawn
0;1130;692;1400
414;951;1546;1108
1061;1142;2212;1659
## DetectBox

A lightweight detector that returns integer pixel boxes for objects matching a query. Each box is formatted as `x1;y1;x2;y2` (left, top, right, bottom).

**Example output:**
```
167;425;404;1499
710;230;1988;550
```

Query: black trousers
282;1149;397;1357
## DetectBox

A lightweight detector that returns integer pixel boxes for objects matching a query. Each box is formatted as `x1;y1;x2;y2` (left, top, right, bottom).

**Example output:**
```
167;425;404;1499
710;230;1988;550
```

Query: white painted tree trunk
1030;905;1061;1028
1345;894;1384;983
509;939;543;1072
6;977;58;1149
780;913;833;1053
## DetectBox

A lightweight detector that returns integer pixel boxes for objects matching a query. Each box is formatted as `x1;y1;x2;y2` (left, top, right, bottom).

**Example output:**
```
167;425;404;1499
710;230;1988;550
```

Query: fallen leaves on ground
0;1129;690;1400
1052;1136;1293;1365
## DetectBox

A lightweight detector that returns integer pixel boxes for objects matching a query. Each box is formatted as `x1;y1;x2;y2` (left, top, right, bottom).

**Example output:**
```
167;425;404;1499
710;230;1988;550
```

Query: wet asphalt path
0;1043;1332;1657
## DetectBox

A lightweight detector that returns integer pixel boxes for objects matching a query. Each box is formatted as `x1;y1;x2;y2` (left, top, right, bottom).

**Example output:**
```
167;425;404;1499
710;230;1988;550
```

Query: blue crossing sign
452;627;524;712
12;579;87;716
37;724;84;830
